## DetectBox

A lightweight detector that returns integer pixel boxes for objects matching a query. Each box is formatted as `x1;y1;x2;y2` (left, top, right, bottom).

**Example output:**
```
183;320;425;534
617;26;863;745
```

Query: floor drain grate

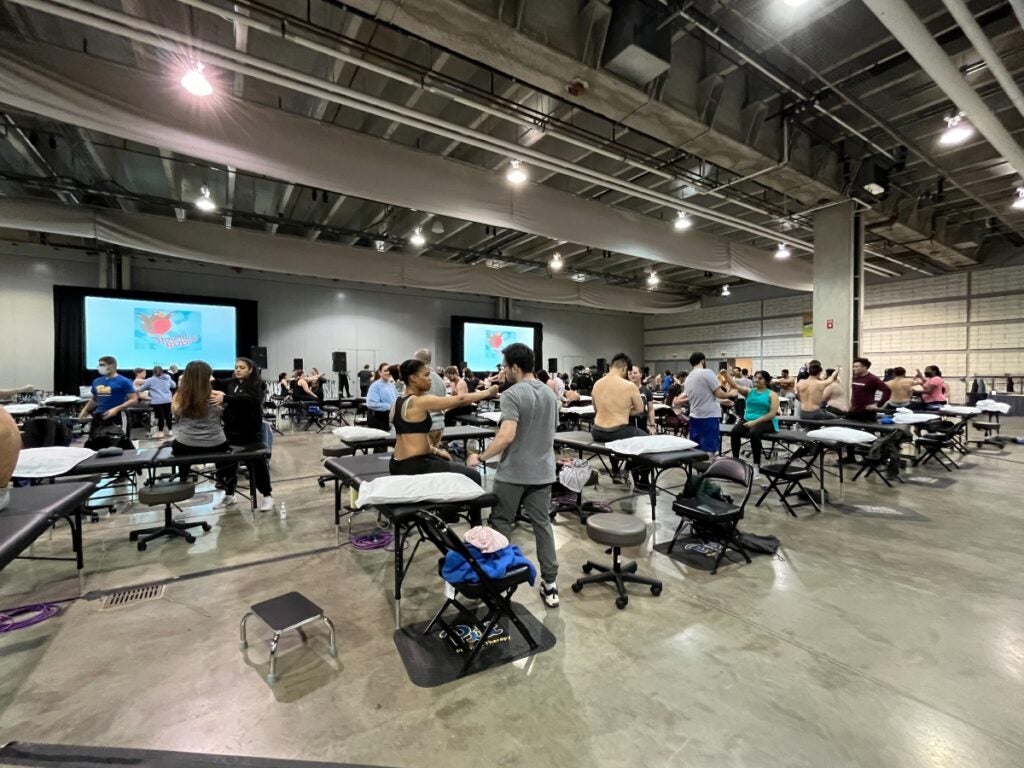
100;584;165;610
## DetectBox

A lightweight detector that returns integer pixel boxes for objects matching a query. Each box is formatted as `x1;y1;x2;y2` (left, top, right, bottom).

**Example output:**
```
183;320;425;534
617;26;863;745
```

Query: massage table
322;454;496;627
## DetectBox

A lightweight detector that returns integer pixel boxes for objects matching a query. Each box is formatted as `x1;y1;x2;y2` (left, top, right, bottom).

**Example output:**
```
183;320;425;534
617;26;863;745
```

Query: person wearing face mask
79;355;138;447
468;342;560;608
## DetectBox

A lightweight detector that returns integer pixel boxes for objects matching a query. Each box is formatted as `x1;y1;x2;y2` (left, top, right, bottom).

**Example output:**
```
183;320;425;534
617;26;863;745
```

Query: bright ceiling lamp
181;62;213;96
775;242;792;259
409;227;426;246
673;211;693;231
571;273;586;282
549;252;564;271
939;113;973;146
721;284;731;296
646;271;660;287
194;185;216;212
783;0;809;6
1013;187;1024;211
506;159;527;184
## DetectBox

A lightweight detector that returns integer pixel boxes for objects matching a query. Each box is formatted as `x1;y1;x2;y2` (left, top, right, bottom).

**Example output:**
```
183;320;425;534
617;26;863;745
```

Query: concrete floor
1;420;1023;767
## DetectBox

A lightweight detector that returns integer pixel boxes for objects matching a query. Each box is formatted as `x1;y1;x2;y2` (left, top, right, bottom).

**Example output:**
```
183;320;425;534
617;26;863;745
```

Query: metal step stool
239;591;337;684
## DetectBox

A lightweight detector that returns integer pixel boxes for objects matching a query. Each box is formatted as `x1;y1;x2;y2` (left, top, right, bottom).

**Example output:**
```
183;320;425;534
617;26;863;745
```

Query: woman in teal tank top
724;369;780;472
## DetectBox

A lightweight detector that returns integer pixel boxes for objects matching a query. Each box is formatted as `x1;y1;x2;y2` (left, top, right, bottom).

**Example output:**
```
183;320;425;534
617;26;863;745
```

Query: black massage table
0;481;96;588
59;447;160;512
150;444;272;518
322;454;496;627
553;431;710;518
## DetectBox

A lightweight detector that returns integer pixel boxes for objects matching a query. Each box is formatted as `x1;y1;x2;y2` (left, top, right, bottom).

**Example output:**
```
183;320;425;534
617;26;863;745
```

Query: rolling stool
129;481;209;550
239;591;337;684
572;513;662;609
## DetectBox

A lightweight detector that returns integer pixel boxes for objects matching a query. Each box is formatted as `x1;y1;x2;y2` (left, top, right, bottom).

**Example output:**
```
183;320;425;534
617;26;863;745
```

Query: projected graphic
462;321;535;371
85;296;237;369
136;309;202;354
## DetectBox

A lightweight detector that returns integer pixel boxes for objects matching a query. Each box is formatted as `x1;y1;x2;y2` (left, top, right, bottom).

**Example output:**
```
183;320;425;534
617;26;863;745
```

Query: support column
813;200;863;400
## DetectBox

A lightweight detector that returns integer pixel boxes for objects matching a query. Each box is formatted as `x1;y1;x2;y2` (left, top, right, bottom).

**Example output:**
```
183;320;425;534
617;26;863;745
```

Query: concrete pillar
812;200;863;399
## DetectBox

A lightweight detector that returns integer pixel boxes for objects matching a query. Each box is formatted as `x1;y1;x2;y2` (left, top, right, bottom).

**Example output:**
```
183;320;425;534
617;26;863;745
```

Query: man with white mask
79;355;138;437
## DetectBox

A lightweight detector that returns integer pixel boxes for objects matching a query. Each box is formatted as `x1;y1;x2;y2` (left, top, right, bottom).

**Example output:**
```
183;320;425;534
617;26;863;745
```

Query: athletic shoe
214;494;237;509
259;495;275;512
539;581;559;608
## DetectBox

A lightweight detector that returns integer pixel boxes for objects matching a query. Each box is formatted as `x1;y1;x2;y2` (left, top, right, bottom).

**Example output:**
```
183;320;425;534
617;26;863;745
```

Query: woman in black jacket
212;357;275;512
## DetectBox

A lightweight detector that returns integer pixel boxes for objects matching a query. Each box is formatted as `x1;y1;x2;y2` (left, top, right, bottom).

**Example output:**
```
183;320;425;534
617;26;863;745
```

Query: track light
181;62;213;96
1013;187;1024;211
549;252;564;271
646;271;660;287
775;243;792;259
374;239;386;252
673;212;692;231
506;159;527;184
194;185;216;212
939;113;973;146
431;219;445;234
409;227;426;246
721;284;731;296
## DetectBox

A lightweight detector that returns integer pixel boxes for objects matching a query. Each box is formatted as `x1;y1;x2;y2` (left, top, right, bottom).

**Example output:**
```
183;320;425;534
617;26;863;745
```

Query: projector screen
452;316;543;372
84;295;239;370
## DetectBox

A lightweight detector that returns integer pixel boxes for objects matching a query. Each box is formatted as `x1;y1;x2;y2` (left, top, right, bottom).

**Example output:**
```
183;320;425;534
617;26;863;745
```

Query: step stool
239;591;337;684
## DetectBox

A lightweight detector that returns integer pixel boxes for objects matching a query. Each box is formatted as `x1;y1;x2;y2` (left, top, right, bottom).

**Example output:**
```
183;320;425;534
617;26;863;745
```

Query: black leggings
730;421;775;465
592;424;648;482
389;454;481;485
170;440;236;491
152;403;172;431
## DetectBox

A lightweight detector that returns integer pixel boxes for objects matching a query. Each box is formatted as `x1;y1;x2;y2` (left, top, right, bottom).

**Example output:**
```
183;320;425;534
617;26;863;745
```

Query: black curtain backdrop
52;286;259;395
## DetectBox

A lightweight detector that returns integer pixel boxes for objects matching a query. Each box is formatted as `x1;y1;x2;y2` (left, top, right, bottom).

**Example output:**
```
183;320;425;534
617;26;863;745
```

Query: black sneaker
539;581;560;608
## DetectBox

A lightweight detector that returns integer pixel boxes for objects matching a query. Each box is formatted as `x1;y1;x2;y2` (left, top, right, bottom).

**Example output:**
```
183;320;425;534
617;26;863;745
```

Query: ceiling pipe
940;0;1024;123
14;0;811;255
862;0;1024;181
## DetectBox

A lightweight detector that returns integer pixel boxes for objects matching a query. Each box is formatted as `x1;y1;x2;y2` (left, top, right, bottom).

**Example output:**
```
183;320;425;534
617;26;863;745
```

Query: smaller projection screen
451;316;543;372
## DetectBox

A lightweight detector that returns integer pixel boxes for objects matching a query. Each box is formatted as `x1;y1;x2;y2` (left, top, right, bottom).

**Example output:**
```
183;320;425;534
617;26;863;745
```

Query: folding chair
913;420;966;471
668;457;754;575
756;440;825;516
850;430;908;487
416;510;538;675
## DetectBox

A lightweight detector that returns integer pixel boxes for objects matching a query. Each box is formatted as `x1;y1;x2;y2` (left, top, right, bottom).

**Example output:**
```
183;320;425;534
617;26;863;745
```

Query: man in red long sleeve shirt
848;356;890;422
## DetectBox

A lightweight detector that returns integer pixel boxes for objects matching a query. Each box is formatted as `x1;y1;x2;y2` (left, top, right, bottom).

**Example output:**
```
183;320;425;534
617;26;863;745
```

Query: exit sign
826;319;834;330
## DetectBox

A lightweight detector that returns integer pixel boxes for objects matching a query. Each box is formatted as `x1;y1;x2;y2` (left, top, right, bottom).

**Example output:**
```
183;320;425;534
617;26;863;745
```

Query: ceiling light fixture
431;219;445;234
783;0;809;6
409;227;426;246
374;239;386;252
506;159;527;184
194;185;216;212
647;271;660;287
549;252;564;271
775;243;792;259
721;284;731;296
863;181;886;196
571;273;586;282
180;62;213;96
673;211;692;231
939;113;973;146
1013;187;1024;211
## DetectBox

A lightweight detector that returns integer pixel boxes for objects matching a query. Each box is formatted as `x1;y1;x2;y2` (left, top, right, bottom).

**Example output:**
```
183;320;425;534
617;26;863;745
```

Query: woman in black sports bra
390;358;497;483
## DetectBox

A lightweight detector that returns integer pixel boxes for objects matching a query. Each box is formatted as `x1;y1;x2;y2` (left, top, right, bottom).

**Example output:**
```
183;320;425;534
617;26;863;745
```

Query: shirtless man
795;363;840;420
886;367;915;408
591;352;646;485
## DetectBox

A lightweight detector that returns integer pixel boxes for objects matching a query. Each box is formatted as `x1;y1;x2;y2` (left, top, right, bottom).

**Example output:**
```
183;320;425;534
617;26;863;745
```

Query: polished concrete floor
1;419;1023;767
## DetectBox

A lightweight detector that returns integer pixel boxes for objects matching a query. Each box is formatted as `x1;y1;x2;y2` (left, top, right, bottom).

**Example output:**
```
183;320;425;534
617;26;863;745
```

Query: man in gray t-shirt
683;352;727;454
468;342;560;607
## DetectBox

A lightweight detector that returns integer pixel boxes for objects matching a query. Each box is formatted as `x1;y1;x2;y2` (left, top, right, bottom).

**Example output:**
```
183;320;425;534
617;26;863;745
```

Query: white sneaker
539;580;559;608
151;431;164;439
259;495;275;512
214;494;237;509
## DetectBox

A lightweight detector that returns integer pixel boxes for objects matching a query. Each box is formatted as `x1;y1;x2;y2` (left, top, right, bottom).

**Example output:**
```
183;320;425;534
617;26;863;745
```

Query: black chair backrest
782;439;824;469
416;510;494;586
701;457;753;510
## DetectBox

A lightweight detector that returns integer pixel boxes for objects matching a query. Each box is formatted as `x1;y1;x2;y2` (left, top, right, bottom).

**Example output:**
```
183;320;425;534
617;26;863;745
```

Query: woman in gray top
171;361;234;505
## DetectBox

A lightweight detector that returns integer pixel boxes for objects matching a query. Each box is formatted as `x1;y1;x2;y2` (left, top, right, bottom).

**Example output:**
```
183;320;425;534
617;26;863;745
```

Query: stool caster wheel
318;478;326;488
137;541;147;551
239;641;248;650
185;534;196;543
615;596;628;610
266;674;277;685
650;585;662;597
201;522;211;532
581;563;593;574
571;581;583;593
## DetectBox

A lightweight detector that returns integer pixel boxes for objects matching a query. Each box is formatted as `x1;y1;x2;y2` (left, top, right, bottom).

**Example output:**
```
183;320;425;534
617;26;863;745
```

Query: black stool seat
250;591;325;632
973;422;1001;431
139;482;195;505
585;513;647;547
322;445;355;458
677;495;744;523
760;462;814;481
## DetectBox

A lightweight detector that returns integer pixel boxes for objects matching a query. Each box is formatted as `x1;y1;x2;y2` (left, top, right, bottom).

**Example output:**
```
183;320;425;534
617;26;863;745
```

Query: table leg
394;523;405;629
